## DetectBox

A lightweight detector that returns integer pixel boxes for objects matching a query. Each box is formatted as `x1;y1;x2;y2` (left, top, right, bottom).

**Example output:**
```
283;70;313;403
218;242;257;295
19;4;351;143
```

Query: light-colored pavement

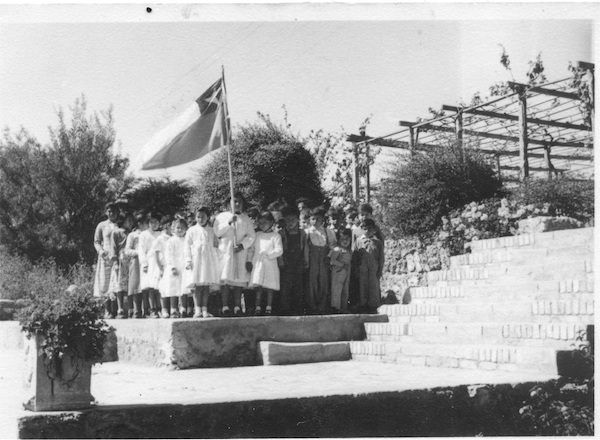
1;348;558;438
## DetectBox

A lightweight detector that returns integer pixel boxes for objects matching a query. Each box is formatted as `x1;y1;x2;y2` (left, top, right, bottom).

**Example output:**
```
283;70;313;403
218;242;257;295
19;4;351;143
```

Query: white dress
249;231;284;290
213;212;256;287
184;224;220;287
159;236;188;297
138;229;160;290
151;233;170;292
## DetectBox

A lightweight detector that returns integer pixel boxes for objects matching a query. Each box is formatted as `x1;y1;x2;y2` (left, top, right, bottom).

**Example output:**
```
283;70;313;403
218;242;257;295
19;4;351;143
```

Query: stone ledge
110;314;387;369
17;382;547;438
259;341;351;365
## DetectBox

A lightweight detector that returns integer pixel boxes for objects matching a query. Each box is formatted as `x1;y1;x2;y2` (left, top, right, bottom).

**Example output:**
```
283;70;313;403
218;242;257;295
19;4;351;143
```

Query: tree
188;113;324;212
0;96;131;266
121;177;191;217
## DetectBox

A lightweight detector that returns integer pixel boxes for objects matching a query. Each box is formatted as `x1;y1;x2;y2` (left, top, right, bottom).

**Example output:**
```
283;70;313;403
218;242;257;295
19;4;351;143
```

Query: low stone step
429;259;592;285
350;340;561;375
469;228;593;253
407;281;595;305
450;246;593;269
258;341;351;365
364;322;590;348
382;300;594;324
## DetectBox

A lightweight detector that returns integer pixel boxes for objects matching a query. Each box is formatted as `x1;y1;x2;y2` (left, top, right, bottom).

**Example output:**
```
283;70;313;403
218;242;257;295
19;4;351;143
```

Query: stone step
364;322;591;348
349;340;562;375
258;341;351;365
469;228;593;253
428;259;592;285
450;246;593;269
406;279;594;304
381;300;594;324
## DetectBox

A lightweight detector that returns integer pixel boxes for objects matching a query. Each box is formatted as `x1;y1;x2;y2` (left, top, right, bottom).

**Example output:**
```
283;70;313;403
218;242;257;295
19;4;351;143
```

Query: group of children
93;193;385;319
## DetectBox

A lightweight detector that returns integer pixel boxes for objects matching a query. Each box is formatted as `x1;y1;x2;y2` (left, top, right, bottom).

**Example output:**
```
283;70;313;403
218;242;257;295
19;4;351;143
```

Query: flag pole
222;66;239;278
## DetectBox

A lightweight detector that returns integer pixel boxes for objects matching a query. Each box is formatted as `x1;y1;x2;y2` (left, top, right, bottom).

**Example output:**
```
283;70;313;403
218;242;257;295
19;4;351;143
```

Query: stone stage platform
2;348;558;439
109;314;388;369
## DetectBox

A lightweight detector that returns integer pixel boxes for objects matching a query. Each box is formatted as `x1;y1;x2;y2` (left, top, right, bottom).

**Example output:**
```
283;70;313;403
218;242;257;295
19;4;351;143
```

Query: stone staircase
350;227;594;375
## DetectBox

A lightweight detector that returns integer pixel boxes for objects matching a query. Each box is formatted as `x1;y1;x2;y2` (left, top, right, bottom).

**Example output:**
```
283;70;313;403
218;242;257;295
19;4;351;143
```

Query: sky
0;3;596;182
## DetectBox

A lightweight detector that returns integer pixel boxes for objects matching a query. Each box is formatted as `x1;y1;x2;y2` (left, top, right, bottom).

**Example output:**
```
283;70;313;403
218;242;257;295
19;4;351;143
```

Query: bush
510;177;594;224
0;249;92;301
518;332;594;435
379;142;504;238
121;177;191;216
17;284;110;377
188;113;325;212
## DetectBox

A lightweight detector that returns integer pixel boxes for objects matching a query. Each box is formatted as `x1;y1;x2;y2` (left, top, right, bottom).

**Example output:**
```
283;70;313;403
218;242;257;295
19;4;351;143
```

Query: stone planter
23;335;94;411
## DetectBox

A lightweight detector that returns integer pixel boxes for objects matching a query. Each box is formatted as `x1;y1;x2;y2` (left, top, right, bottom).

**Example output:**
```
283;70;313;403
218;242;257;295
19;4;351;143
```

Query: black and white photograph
0;2;596;438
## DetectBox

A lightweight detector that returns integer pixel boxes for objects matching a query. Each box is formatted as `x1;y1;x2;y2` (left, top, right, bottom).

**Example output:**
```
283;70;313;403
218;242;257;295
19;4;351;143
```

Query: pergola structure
348;62;594;202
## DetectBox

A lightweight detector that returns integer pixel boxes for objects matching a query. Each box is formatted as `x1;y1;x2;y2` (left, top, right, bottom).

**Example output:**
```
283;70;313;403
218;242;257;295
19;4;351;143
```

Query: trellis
347;61;594;201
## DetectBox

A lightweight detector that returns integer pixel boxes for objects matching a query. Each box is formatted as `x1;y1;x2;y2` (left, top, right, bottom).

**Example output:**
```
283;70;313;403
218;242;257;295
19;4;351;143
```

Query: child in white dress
214;192;256;317
138;212;161;318
249;211;283;315
153;216;172;318
184;207;220;318
125;213;145;318
159;219;188;318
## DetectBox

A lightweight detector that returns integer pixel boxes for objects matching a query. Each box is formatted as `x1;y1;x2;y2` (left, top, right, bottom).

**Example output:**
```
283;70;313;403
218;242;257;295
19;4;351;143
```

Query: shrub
188;113;324;212
17;284;110;380
510;177;594;224
379;142;504;238
0;249;92;301
518;331;594;435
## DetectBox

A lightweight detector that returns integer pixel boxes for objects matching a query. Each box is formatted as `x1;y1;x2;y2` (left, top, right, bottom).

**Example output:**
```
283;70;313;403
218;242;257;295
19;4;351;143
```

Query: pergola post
351;141;360;202
408;126;415;155
517;87;529;180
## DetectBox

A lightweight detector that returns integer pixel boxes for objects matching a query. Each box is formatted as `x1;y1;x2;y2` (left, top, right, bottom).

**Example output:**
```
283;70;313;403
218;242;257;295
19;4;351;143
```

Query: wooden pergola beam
441;105;590;131
500;165;567;173
347;133;592;162
508;81;579;100
398;120;590;149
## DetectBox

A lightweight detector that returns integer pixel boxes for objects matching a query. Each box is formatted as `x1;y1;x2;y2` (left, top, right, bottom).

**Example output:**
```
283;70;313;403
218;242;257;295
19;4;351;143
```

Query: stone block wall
380;238;451;303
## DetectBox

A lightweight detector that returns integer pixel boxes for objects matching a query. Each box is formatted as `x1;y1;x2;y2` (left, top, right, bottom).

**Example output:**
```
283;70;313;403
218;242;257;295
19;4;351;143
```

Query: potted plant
17;284;111;411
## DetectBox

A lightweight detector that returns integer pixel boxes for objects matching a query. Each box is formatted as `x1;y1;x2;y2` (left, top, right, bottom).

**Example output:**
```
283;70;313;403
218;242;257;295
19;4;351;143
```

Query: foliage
511;177;594;224
0;249;93;301
568;62;595;128
0;96;132;266
489;47;547;97
435;176;594;256
518;331;594;435
306;115;379;206
188;112;325;212
17;282;110;381
378;141;504;238
121;177;191;216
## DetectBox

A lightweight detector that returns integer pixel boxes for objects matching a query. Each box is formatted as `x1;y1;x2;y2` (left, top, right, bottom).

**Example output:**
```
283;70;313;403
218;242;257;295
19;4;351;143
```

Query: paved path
1;349;557;438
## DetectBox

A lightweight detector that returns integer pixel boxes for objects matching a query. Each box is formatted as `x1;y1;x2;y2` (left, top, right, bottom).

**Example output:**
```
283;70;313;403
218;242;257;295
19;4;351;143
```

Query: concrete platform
0;349;559;438
110;314;387;369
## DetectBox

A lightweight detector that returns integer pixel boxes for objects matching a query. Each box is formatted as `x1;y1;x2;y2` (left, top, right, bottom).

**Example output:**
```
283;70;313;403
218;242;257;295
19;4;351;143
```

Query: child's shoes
161;308;170;319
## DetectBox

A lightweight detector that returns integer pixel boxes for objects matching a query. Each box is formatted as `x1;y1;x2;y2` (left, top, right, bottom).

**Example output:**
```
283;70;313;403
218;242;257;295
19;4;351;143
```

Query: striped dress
93;219;115;298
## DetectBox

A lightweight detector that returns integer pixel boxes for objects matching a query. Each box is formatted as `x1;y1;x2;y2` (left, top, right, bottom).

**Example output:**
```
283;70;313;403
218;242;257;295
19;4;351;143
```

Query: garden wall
380;238;450;303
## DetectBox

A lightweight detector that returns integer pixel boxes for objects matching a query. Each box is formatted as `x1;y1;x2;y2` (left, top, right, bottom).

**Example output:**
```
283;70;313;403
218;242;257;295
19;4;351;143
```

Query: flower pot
23;335;94;411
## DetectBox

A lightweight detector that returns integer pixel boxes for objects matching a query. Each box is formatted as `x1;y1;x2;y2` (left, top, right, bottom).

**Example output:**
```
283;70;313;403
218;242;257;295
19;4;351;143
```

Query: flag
140;78;229;170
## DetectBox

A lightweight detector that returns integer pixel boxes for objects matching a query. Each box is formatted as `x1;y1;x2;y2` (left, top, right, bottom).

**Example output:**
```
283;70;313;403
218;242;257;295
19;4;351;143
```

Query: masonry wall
380;237;450;302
